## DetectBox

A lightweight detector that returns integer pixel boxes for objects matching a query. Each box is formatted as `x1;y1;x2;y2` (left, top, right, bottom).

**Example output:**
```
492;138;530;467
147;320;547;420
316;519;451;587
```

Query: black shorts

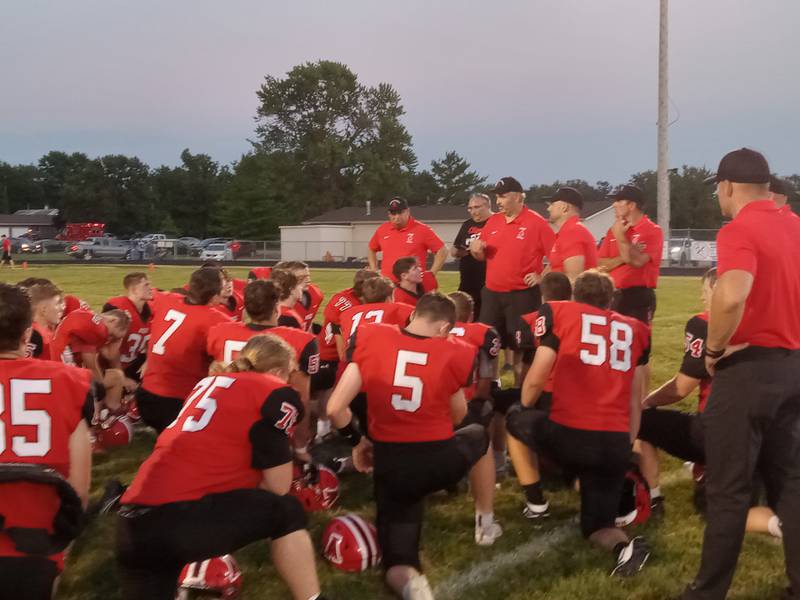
638;408;704;463
479;286;542;348
116;488;307;600
506;406;631;537
0;556;58;600
135;388;183;434
611;286;656;325
310;359;338;394
373;425;489;569
1;252;10;265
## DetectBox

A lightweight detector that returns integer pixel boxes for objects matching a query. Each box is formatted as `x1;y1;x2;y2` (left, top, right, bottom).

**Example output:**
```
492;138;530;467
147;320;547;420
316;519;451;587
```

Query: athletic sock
476;512;495;527
524;482;545;505
768;515;783;539
650;485;662;499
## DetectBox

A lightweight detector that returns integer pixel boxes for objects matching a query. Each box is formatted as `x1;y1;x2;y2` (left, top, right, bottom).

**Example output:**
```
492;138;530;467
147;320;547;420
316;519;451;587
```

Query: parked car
66;237;132;260
16;237;42;253
668;238;696;266
229;240;257;258
200;243;232;261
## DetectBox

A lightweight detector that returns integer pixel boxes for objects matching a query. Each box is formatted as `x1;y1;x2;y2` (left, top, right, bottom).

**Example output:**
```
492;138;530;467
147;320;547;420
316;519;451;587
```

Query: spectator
1;234;14;269
452;193;494;318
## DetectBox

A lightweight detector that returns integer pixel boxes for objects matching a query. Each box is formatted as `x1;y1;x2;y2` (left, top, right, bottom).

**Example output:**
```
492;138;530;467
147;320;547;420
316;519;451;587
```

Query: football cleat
475;519;503;546
289;463;339;511
611;537;650;577
522;500;550;520
177;554;242;599
322;513;381;572
86;478;127;517
650;495;666;519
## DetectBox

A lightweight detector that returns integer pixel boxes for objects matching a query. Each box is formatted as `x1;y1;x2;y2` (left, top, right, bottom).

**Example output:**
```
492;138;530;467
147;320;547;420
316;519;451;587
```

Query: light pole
657;0;670;240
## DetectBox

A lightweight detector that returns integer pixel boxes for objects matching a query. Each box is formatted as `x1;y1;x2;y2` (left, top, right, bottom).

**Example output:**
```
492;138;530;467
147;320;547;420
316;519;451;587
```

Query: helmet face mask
322;513;381;573
178;555;243;599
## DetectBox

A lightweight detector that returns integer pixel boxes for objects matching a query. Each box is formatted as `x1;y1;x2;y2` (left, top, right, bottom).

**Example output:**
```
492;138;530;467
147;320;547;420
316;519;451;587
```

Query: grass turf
0;265;786;599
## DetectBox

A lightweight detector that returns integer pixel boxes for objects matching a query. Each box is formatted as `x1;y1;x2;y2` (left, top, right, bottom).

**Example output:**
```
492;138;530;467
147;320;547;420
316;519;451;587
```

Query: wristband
336;421;363;447
705;347;725;359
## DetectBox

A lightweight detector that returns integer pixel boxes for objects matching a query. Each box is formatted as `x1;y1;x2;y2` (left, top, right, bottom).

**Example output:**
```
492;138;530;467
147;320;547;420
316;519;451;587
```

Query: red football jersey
248;267;273;281
28;322;55;360
535;301;650;432
517;311;554;393
62;295;89;319
681;312;711;413
207;322;320;375
213;291;245;322
50;310;110;367
122;373;302;505
0;358;91;564
336;302;414;344
449;322;500;400
231;278;247;296
392;275;437;307
294;283;325;332
141;294;230;399
348;324;477;442
318;289;361;361
278;305;303;329
103;296;152;368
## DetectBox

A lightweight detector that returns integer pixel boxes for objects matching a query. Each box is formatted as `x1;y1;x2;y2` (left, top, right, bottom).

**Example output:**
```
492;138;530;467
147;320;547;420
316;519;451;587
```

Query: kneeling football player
116;335;329;600
328;293;488;600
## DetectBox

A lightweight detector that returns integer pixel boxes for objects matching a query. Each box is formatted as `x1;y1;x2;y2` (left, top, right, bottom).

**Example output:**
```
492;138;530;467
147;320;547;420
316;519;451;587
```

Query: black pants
479;286;542;348
685;348;800;600
0;556;58;600
611;286;656;325
373;425;489;569
116;488;307;600
506;405;631;537
135;388;183;434
638;408;705;464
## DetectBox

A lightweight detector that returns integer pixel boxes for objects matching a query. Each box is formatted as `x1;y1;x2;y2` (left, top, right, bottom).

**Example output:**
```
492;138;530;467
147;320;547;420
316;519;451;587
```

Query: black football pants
684;347;800;600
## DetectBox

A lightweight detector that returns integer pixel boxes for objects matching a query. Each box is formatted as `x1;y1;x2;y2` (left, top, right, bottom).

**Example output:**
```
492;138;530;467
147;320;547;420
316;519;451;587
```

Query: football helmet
289;463;339;512
616;466;652;527
124;398;141;423
322;513;381;572
177;554;242;599
93;414;133;451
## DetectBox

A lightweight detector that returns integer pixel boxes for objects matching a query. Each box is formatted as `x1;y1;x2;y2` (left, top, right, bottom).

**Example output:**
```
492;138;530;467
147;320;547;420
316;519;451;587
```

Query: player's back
142;293;230;399
0;358;91;560
348;323;477;443
122;372;300;505
449;321;500;401
540;301;650;433
207;321;316;368
318;288;359;361
50;309;107;365
339;301;414;341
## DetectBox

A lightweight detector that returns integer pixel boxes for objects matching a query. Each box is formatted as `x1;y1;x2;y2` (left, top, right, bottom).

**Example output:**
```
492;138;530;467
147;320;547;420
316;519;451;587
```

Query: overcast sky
1;1;797;185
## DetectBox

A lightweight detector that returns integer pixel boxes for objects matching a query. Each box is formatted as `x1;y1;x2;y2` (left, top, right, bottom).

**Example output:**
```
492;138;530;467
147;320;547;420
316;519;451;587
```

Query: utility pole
657;0;670;240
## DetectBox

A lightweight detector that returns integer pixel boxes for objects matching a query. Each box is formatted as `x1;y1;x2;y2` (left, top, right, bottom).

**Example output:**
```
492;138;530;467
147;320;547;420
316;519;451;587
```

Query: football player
117;335;329;600
392;257;432;307
0;283;94;599
327;293;489;600
26;282;65;360
136;268;229;433
207;279;320;459
334;276;414;360
103;272;154;382
448;291;504;545
274;261;325;333
637;269;782;538
271;269;305;329
213;268;245;322
50;308;130;413
507;271;652;576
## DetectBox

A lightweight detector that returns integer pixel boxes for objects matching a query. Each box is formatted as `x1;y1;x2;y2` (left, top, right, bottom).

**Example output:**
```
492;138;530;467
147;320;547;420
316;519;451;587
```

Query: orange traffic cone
148;263;155;272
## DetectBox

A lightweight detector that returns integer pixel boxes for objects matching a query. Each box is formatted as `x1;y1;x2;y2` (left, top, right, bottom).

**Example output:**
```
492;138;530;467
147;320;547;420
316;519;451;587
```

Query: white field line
433;468;691;599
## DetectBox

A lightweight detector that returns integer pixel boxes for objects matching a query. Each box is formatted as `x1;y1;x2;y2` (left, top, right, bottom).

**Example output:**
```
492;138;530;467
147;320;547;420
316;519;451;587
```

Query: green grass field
0;265;786;599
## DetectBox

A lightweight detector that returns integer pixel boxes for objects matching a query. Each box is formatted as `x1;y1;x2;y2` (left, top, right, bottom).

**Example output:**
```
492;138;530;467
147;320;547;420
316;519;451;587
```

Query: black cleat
611;537;650;577
650;496;666;519
87;479;126;517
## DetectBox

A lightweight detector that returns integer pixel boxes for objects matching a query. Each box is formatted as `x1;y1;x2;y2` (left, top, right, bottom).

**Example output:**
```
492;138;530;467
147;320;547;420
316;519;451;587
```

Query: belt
717;345;799;370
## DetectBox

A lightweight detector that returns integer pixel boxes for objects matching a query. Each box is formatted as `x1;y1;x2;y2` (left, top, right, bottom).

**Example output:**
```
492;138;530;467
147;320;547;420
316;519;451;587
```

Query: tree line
0;60;797;238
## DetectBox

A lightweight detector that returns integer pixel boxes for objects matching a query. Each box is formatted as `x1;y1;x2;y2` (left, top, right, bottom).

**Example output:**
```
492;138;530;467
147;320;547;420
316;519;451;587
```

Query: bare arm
67;420;92;508
334;334;346;361
629;366;646;442
260;462;293;496
643;373;701;408
80;352;105;383
562;255;586;282
288;371;312;453
367;248;379;272
326;362;363;427
521;346;557;407
430;245;448;274
450;389;467;425
469;238;486;261
598;256;625;272
707;269;753;352
615;235;652;268
451;245;468;258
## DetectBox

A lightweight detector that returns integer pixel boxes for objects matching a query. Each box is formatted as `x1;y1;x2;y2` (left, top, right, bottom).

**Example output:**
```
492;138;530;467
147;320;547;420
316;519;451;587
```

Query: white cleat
403;573;435;600
475;521;503;546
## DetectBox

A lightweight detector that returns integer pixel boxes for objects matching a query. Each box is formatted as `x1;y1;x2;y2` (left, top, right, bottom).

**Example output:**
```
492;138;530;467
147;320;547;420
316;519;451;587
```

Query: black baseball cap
387;197;409;213
607;184;645;207
770;175;791;196
704;148;770;185
488;177;524;195
545;187;584;210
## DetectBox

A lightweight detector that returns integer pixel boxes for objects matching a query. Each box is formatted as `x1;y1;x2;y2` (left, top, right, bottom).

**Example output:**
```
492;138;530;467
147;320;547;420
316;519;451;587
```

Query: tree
0;163;44;213
407;170;440;205
253;61;417;218
429;151;486;204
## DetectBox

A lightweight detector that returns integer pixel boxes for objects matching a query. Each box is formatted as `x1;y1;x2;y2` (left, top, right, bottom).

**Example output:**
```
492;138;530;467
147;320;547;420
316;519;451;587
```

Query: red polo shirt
717;199;800;348
598;215;663;289
479;207;555;292
549;216;598;273
368;217;444;278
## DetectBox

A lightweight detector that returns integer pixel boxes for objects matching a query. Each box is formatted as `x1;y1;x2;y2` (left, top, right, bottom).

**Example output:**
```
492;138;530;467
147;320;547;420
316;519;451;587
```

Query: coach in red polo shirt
470;177;555;366
545;187;598;281
368;197;447;283
681;148;800;600
597;185;663;324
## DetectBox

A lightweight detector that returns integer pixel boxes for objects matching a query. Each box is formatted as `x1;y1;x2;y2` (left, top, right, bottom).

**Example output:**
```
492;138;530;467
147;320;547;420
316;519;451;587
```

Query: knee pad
459;398;493;429
455;424;490;464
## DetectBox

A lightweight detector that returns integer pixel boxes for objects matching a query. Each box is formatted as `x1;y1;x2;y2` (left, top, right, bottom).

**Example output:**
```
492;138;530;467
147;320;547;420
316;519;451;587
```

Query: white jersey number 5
391;350;428;412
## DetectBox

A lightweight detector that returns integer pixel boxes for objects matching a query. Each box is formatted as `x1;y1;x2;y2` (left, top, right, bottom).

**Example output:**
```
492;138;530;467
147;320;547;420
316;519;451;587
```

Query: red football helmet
289;464;339;512
124;398;141;423
616;466;652;527
177;554;242;599
93;415;133;452
322;513;381;572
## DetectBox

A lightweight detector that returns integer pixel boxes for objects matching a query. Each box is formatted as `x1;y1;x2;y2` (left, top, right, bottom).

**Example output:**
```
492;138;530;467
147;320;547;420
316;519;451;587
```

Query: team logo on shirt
631;233;641;245
406;233;415;244
516;227;527;240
